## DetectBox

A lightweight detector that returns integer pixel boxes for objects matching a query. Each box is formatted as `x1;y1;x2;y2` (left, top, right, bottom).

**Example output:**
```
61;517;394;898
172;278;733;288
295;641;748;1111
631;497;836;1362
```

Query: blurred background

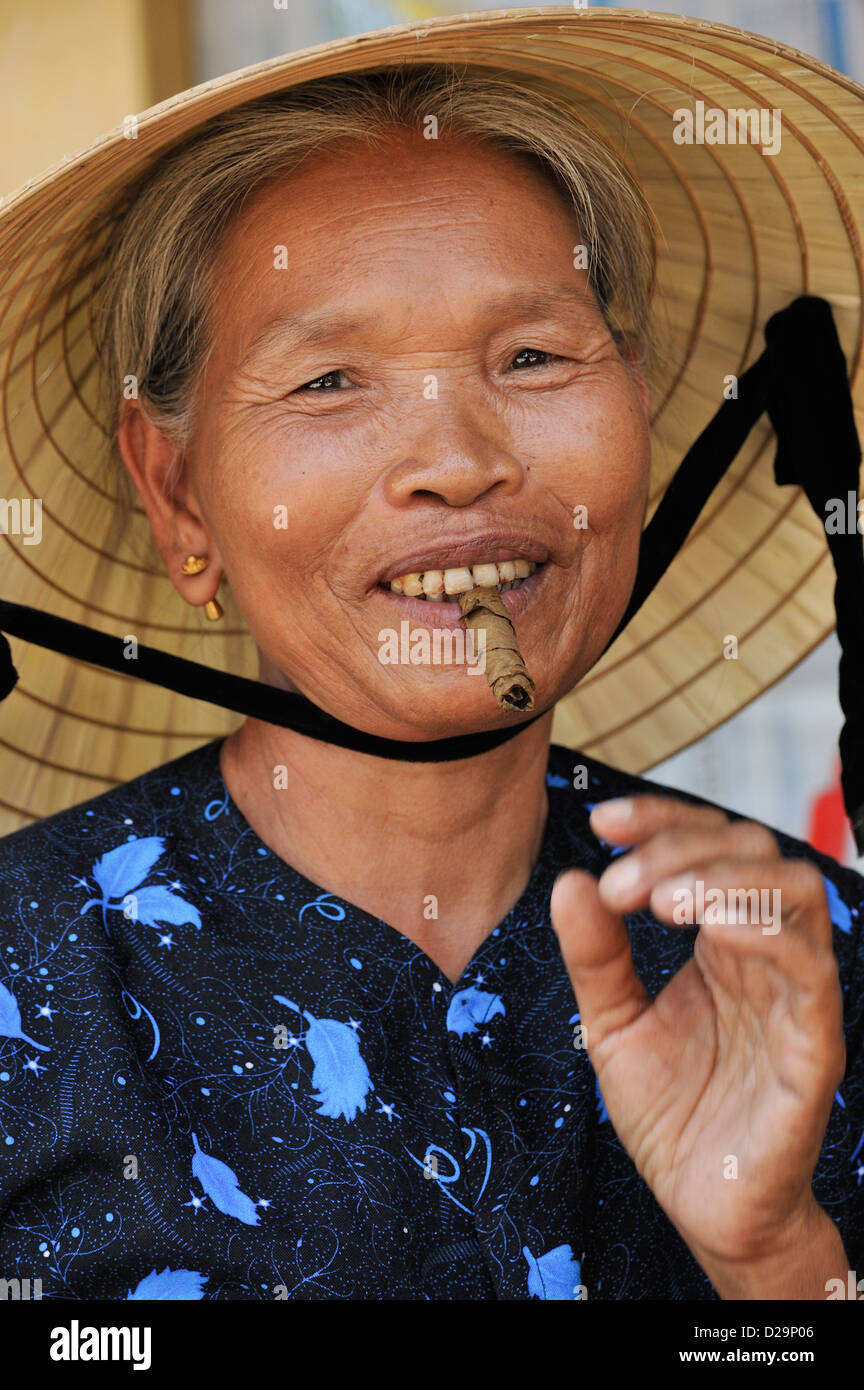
2;0;863;862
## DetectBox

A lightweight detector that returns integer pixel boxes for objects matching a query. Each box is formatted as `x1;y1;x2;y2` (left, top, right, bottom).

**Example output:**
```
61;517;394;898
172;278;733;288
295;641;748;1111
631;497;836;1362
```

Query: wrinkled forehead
203;129;596;362
209;125;583;278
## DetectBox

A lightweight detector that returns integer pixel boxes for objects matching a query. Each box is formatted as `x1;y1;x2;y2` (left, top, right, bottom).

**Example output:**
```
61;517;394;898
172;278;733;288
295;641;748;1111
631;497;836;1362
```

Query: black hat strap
604;295;864;850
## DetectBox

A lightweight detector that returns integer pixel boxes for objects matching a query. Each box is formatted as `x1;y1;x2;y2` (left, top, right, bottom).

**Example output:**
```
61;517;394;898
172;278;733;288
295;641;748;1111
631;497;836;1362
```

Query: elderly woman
0;28;863;1304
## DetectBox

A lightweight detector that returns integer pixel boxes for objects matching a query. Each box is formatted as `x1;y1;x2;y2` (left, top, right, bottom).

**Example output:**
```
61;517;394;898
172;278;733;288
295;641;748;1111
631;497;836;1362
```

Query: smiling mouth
381;559;539;601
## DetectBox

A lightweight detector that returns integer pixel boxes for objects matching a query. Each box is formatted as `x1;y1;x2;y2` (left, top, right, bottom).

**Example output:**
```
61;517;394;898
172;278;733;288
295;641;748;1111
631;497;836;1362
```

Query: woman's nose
381;411;526;509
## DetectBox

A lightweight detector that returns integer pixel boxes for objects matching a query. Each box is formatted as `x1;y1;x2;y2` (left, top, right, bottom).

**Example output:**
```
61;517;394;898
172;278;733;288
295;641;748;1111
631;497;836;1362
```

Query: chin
357;679;547;743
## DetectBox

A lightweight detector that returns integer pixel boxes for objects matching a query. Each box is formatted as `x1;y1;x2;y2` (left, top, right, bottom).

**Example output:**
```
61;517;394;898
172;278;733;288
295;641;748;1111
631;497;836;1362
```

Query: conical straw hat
1;5;863;830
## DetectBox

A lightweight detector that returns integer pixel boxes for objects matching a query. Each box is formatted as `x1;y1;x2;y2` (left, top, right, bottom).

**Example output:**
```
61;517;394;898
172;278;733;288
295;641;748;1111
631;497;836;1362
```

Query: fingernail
601;854;640;899
591;797;634;824
652;874;695;922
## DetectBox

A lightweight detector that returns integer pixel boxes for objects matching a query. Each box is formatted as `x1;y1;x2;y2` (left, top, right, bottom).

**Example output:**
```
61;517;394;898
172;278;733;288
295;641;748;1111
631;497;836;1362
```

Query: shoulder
0;738;226;1045
0;740;227;1180
0;737;226;876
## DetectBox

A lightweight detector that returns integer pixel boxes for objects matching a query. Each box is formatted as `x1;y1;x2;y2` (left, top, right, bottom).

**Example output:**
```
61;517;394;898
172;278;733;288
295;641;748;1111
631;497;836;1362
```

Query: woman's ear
116;398;224;607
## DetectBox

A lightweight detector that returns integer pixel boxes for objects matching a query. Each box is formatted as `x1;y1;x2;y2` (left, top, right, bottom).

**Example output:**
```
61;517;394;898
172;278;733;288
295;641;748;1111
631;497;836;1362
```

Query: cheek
544;382;650;537
203;439;345;589
213;477;283;570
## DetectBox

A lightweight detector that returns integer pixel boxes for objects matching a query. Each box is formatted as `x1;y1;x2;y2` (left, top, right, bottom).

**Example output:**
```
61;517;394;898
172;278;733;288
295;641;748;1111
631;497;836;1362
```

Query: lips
375;559;548;628
376;535;549;588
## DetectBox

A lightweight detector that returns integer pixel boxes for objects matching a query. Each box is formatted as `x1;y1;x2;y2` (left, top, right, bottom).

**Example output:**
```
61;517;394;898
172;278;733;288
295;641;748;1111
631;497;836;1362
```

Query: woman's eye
293;352;562;393
295;369;346;393
509;348;559;370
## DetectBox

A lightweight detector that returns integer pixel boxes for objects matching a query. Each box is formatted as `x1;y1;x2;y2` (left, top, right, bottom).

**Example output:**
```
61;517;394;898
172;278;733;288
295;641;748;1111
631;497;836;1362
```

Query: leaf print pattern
823;873;854;934
127;1267;208;1300
0;736;861;1300
93;837;166;900
446;987;505;1038
271;998;373;1122
0;981;50;1051
523;1243;583;1300
124;885;202;930
304;1015;373;1123
190;1133;260;1226
80;834;200;934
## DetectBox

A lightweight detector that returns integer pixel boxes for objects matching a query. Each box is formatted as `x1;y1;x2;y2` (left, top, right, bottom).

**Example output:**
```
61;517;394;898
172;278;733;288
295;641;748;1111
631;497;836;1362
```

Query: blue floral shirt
0;737;862;1301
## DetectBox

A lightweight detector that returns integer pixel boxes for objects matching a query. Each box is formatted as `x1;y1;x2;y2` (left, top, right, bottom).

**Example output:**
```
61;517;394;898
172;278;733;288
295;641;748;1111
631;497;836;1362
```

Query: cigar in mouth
457;586;535;713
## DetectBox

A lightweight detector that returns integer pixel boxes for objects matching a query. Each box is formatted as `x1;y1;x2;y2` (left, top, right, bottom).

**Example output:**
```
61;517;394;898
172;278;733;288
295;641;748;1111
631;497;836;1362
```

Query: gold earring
181;554;208;575
181;555;223;621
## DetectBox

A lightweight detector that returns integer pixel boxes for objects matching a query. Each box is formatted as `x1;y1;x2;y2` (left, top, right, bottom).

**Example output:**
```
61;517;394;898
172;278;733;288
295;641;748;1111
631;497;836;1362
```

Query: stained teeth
388;559;538;598
421;569;444;598
444;567;474;595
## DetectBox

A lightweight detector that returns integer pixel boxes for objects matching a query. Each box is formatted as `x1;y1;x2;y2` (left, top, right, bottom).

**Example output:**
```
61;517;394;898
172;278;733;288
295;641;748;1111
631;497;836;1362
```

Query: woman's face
163;130;651;739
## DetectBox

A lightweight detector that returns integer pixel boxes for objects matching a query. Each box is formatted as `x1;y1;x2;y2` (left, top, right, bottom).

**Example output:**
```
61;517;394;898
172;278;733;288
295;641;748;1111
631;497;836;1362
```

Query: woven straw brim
1;5;863;830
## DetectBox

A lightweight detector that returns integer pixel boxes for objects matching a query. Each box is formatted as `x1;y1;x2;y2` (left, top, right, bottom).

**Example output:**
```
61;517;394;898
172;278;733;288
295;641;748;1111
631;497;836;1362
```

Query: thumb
550;868;651;1047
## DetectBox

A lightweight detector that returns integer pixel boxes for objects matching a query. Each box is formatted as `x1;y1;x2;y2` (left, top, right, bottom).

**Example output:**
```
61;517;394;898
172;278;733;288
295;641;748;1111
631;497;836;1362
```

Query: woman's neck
219;710;554;984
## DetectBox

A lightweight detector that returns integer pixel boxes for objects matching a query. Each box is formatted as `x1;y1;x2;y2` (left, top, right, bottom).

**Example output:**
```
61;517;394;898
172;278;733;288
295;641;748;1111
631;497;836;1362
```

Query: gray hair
89;63;658;519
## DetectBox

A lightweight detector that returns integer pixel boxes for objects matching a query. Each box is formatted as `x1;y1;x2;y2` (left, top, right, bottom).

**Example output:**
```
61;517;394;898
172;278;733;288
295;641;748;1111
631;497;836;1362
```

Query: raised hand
550;794;850;1299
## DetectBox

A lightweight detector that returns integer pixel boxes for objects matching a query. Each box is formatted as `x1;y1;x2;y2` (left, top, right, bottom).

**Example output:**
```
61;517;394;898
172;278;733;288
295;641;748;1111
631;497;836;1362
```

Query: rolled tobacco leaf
457;585;535;713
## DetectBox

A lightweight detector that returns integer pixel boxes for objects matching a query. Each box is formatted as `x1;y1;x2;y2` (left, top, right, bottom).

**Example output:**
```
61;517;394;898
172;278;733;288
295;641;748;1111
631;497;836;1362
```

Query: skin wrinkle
238;285;604;378
117;129;651;983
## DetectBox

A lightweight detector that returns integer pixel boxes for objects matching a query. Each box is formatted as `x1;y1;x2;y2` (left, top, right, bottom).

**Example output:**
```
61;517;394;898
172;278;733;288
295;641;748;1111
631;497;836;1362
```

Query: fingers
560;791;841;1060
589;791;836;966
598;819;780;915
650;858;845;1081
550;868;651;1046
590;794;729;846
649;856;836;954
